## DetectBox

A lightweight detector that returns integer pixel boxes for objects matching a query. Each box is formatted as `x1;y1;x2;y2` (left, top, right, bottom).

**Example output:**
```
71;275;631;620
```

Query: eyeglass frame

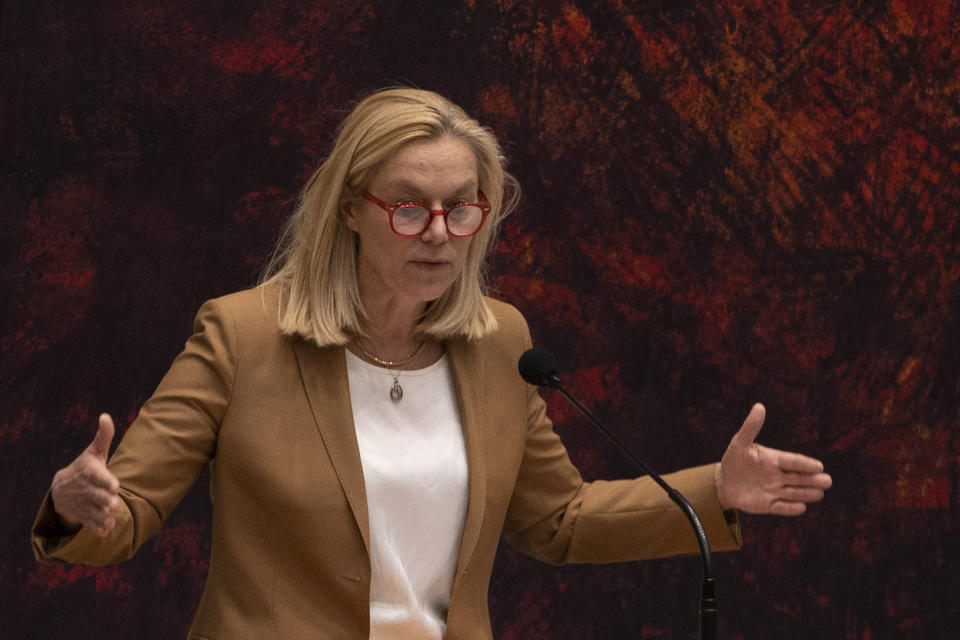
360;189;492;238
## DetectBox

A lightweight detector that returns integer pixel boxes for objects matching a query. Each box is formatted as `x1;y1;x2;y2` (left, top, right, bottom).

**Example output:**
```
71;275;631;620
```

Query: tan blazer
33;285;741;639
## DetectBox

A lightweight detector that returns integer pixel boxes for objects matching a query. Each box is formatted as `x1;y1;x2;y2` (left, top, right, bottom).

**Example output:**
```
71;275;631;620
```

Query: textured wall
2;1;958;638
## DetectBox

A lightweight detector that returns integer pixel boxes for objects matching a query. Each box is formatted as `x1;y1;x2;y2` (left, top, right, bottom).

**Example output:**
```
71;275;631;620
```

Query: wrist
714;462;729;510
49;492;83;532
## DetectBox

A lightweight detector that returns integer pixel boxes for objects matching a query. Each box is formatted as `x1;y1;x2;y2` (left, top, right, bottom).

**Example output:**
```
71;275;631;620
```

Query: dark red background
3;1;958;638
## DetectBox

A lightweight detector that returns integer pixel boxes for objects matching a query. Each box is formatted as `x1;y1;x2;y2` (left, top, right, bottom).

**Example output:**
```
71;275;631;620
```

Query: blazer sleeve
500;310;742;566
31;297;238;565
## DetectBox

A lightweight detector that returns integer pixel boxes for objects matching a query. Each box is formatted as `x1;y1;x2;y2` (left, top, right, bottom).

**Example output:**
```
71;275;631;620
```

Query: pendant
390;379;403;404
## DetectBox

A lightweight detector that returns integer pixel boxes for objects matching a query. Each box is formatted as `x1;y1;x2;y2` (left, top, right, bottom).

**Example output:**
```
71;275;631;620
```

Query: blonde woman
34;88;832;639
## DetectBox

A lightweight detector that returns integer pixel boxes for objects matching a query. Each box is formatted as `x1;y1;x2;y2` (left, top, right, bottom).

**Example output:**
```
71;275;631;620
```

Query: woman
33;88;832;639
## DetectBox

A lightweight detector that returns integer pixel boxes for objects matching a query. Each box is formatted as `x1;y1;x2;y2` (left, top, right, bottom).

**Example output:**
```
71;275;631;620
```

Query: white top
345;350;469;640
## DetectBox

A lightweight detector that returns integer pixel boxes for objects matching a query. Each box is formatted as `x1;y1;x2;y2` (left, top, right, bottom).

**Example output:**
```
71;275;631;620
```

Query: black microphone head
518;348;562;388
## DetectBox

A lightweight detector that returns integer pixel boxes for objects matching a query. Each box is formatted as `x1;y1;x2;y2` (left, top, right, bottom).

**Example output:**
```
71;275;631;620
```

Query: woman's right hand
50;413;121;538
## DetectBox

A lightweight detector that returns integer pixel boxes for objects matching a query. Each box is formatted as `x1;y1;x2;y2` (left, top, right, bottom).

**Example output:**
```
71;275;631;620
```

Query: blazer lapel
291;336;487;572
292;340;370;556
447;337;486;577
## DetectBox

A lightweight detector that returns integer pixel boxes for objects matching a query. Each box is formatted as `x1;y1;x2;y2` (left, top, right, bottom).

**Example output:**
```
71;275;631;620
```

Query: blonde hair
261;88;520;346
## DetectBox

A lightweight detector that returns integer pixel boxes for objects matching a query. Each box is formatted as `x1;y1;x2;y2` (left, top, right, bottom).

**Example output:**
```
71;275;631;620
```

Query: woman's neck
350;285;429;362
364;298;421;342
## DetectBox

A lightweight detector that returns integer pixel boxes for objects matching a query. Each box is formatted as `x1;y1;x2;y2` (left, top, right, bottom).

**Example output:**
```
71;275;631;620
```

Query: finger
79;463;120;493
87;413;115;462
778;469;834;491
784;472;833;489
777;471;807;488
80;499;115;532
812;472;833;490
94;515;116;538
83;487;119;510
732;403;766;445
76;504;109;531
777;486;826;503
84;492;121;526
768;501;807;517
776;450;825;474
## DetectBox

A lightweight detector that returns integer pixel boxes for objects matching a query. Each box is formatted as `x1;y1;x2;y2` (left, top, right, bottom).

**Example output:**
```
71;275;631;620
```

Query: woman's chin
406;268;460;301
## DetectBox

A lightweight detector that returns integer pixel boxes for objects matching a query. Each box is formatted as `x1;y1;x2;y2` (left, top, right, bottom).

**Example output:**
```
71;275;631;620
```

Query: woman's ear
340;196;360;232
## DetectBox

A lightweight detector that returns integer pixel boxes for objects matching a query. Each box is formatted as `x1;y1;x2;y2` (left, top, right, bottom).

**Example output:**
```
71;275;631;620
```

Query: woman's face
344;135;479;310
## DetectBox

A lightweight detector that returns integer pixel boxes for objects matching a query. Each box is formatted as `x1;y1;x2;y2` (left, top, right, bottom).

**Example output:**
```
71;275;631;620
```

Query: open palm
716;404;833;515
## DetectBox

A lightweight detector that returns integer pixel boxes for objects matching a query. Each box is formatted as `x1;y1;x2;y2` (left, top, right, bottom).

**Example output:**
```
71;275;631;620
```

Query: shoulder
203;282;279;314
192;283;283;344
464;297;532;360
483;296;529;335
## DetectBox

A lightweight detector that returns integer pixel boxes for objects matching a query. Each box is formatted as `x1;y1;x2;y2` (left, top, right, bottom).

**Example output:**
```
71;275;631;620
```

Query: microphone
518;347;718;640
517;348;562;388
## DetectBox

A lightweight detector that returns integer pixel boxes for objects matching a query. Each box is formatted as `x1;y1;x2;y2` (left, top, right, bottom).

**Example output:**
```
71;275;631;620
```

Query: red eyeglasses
361;190;492;237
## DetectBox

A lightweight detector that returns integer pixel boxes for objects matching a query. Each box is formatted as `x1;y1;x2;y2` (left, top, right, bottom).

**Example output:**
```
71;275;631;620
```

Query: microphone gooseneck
518;347;718;640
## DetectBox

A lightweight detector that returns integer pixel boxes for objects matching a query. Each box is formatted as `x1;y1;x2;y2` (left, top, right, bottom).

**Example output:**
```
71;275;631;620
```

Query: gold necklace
354;339;424;367
354;339;425;403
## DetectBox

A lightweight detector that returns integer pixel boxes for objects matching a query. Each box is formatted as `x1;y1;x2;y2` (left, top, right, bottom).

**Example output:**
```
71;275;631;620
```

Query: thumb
732;402;766;446
87;413;115;462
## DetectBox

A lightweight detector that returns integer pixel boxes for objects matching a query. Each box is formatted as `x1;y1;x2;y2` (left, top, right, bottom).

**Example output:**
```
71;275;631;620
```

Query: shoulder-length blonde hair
261;88;520;347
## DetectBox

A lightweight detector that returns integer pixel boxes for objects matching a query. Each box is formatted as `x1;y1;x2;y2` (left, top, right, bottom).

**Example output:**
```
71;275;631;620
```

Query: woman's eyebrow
385;179;478;198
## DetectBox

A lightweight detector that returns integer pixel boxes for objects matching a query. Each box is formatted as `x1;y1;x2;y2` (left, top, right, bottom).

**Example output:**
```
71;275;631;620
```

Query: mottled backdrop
2;0;958;638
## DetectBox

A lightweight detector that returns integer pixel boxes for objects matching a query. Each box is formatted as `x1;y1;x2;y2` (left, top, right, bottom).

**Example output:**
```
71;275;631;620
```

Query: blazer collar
292;340;371;555
447;336;486;577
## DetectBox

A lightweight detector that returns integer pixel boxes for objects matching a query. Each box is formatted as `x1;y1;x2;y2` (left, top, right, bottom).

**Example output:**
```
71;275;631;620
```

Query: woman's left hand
716;403;833;515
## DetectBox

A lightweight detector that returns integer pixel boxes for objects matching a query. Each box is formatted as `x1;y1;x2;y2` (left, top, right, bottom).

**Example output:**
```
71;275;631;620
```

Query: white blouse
345;350;469;639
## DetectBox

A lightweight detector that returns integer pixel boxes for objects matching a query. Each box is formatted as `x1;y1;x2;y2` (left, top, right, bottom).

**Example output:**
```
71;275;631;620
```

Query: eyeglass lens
393;205;484;236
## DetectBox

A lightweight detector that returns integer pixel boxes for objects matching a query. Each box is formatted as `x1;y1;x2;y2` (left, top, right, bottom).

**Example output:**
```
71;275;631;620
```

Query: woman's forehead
370;137;478;195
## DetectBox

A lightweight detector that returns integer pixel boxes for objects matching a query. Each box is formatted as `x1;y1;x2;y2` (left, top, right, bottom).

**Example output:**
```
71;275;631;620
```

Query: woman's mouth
412;260;449;270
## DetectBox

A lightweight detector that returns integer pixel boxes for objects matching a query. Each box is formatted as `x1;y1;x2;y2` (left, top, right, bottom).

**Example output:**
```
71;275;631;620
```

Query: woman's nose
420;211;449;243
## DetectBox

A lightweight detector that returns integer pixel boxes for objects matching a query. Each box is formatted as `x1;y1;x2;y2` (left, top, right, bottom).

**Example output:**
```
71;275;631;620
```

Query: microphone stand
545;378;718;640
